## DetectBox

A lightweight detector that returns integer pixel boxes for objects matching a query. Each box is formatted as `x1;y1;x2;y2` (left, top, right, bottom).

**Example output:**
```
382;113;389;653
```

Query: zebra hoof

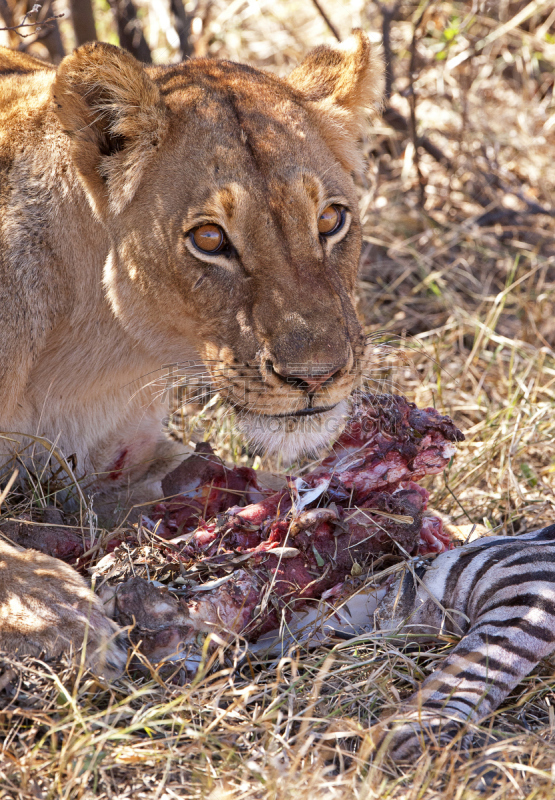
370;712;467;762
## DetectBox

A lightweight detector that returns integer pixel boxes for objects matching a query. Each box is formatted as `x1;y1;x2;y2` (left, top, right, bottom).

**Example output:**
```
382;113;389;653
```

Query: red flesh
108;395;464;658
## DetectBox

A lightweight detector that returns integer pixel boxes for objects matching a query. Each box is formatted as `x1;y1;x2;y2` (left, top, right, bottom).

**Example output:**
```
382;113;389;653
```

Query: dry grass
2;1;555;797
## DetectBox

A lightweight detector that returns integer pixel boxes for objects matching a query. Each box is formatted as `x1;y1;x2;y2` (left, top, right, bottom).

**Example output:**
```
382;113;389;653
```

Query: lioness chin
0;34;383;674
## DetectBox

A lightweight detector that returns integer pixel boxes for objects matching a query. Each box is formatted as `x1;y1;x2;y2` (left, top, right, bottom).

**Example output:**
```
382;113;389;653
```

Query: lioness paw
0;541;126;679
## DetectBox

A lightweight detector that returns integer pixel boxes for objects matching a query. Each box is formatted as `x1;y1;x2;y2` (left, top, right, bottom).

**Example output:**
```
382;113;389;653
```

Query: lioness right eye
191;224;226;254
318;205;345;236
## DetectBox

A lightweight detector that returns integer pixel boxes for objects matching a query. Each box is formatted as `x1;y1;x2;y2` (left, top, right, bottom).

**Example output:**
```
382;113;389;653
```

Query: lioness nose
269;363;342;394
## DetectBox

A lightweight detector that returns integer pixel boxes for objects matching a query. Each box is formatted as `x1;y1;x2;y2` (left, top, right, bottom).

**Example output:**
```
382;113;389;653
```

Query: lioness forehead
150;58;300;112
148;59;328;168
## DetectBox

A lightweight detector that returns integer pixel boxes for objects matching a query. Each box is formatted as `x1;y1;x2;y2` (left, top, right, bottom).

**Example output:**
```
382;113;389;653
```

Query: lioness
0;34;383;674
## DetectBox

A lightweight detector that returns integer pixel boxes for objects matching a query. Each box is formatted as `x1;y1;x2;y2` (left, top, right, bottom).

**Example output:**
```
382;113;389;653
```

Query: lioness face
53;34;383;460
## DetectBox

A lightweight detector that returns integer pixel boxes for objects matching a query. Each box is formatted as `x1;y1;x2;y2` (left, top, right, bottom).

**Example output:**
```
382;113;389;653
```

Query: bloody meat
102;394;464;659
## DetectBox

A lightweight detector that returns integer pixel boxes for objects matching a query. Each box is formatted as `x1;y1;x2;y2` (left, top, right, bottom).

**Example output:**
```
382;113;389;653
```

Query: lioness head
52;33;383;460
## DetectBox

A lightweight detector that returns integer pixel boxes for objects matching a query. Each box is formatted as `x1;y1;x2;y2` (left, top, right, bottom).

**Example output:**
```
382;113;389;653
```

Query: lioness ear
288;30;383;171
52;42;168;216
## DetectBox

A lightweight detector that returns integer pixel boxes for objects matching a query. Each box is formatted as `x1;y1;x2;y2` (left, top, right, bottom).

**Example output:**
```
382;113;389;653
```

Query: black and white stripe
373;524;555;761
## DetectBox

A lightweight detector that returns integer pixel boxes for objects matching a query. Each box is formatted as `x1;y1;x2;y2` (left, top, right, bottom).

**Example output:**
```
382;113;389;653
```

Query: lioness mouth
262;405;337;419
234;400;350;461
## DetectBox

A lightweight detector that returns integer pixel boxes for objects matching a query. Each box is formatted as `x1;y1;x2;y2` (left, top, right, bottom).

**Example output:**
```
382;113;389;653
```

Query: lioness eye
318;205;344;236
191;224;226;254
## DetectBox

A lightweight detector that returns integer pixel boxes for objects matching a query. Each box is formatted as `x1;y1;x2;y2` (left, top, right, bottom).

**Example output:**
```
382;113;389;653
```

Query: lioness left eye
191;224;227;254
318;205;345;236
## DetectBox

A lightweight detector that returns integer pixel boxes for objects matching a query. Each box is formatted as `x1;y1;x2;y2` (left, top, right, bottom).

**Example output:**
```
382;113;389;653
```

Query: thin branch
377;0;454;170
309;0;340;42
376;0;402;103
0;3;63;38
382;106;453;168
408;1;435;206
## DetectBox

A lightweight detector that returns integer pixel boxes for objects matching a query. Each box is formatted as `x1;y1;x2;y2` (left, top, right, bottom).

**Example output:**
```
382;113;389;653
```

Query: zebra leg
374;618;555;761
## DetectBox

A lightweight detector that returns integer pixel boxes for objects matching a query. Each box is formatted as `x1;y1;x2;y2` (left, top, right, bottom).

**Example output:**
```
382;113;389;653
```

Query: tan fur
0;541;126;677
0;34;383;671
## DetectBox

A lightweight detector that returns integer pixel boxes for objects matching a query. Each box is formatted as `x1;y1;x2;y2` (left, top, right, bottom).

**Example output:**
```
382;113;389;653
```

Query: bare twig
376;1;455;170
376;0;402;103
0;3;63;38
309;0;340;42
408;2;435;205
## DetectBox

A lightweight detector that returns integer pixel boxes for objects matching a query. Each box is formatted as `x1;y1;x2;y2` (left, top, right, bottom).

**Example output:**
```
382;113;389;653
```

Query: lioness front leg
88;402;194;525
0;541;126;678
